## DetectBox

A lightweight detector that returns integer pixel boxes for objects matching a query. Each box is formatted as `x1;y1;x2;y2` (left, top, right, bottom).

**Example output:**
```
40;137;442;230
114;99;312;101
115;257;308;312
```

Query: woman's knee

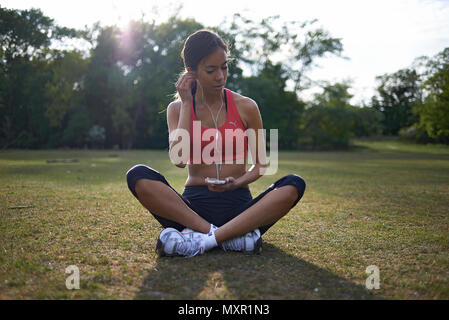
281;185;301;204
282;174;306;202
126;164;164;198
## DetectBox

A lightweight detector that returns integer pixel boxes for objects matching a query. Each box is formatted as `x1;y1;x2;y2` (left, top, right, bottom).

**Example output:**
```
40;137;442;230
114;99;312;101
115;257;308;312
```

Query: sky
3;0;449;105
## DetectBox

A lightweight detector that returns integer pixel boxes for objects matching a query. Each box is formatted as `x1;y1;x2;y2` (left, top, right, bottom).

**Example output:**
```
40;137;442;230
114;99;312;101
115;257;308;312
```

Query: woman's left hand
205;177;238;192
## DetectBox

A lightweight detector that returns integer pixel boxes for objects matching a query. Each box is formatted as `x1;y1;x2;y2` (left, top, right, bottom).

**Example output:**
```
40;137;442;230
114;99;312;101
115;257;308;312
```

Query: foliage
299;81;382;149
370;68;422;135
0;7;76;63
300;105;354;148
239;61;305;149
0;7;78;149
87;124;106;148
223;14;344;92
414;48;449;143
62;106;93;148
222;15;343;149
349;106;383;138
44;50;88;128
371;46;449;144
1;6;347;150
2;6;448;150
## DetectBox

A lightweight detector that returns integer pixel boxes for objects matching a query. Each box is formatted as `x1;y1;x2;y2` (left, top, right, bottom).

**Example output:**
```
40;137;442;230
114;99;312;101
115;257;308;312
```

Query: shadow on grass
135;243;380;300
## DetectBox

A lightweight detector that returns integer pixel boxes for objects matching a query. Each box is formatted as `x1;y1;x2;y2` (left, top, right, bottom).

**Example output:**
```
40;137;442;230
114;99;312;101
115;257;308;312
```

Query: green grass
0;140;448;299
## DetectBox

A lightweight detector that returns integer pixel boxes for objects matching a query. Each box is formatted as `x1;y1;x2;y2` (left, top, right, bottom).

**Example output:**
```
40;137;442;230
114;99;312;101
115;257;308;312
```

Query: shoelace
181;228;195;238
174;238;204;257
222;234;248;252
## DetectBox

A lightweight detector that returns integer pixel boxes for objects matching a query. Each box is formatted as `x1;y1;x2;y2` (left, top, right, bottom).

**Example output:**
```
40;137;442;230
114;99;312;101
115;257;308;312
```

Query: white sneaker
156;227;206;257
181;228;196;238
220;229;263;254
181;227;218;251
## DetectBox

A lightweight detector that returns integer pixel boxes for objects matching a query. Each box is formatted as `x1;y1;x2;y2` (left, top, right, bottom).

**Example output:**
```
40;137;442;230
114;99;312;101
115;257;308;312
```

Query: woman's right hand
176;71;196;104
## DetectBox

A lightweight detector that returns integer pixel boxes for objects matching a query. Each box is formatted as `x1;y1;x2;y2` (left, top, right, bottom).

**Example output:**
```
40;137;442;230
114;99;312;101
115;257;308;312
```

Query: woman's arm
232;97;267;188
167;100;190;168
167;72;196;168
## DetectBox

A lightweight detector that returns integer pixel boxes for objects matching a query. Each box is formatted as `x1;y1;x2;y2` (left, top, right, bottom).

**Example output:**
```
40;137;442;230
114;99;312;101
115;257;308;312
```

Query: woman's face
194;48;228;93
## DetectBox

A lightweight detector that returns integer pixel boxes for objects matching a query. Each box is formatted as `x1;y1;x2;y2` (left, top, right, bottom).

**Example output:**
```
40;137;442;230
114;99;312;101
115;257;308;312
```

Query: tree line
1;6;448;150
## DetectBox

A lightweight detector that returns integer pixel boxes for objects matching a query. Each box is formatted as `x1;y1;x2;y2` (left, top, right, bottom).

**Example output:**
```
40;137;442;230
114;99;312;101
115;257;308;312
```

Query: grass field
0;139;448;299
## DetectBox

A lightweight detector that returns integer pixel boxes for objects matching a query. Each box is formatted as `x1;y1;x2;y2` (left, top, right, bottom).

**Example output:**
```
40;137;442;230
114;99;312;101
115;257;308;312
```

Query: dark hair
181;29;229;70
172;29;230;100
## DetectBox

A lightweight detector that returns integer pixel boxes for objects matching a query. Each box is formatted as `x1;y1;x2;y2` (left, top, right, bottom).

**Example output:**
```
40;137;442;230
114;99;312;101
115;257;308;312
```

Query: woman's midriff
185;163;248;188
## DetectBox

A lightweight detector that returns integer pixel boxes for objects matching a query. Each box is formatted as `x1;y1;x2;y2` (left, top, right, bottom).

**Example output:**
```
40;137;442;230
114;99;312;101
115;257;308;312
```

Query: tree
300;105;354;148
313;81;353;108
222;14;344;93
313;81;383;138
44;50;88;128
1;8;349;150
62;106;93;147
219;14;344;149
0;7;76;63
414;47;449;143
239;61;305;149
115;16;204;149
350;106;383;138
300;82;354;148
0;7;78;148
371;68;422;135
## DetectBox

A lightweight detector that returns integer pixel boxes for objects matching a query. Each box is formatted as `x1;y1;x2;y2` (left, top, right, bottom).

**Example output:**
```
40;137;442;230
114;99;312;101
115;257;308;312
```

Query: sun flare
92;0;168;29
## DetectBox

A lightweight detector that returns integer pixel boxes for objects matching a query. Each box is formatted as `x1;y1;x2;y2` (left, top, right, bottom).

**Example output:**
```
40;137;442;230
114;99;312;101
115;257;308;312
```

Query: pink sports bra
189;88;248;164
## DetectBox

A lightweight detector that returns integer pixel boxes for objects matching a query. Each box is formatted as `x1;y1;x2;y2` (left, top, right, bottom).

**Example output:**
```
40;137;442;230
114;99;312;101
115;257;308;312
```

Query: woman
126;29;306;257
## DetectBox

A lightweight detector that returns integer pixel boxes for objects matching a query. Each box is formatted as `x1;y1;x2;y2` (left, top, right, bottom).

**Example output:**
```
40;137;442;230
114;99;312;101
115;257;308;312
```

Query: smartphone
205;177;227;185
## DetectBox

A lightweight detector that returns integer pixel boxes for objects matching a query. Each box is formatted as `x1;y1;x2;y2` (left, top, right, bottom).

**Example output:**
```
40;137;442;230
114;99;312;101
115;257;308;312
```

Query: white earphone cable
201;87;224;180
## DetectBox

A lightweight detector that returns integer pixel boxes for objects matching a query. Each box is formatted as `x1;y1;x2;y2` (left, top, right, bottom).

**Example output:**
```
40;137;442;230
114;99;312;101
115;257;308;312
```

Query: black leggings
126;164;306;235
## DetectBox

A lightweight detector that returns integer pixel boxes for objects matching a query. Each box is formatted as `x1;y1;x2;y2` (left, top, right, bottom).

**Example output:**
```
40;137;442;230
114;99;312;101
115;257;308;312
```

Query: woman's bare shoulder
232;91;258;109
231;91;260;128
167;99;182;113
166;100;183;130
